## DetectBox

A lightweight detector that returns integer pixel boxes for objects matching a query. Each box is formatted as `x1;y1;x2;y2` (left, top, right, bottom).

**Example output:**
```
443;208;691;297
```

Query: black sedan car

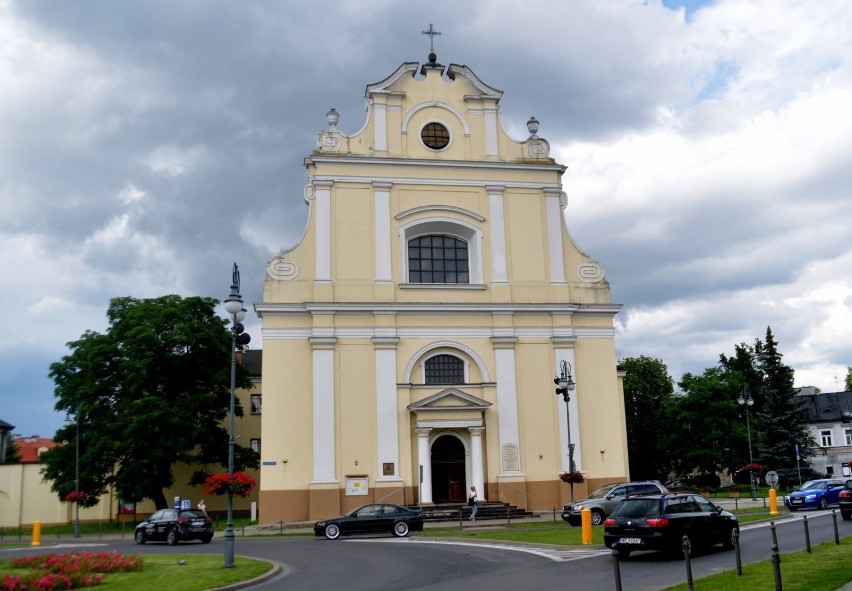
314;503;424;540
604;493;738;558
839;480;852;520
135;508;214;545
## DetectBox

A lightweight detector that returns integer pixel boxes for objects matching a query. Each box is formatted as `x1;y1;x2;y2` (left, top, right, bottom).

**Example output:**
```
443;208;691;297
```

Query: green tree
845;366;852;391
620;356;675;480
754;327;816;485
668;367;746;478
2;435;21;463
41;295;258;509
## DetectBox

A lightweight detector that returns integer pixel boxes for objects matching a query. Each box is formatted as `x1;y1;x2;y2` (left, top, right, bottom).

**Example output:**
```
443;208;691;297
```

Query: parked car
134;508;213;545
839;480;852;520
314;503;424;540
784;479;846;511
604;493;739;558
562;481;668;526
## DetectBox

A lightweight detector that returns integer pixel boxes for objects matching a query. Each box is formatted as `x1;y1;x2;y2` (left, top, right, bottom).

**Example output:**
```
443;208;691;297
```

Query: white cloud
144;144;209;177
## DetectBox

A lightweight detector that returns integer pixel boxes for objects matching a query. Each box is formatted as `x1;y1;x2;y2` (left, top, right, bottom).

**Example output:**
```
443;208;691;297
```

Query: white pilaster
374;182;392;282
487;186;508;283
545;189;566;284
311;343;336;483
494;345;522;475
554;348;582;473
374;344;399;479
416;428;433;504
469;427;486;501
374;103;387;152
484;107;498;156
315;181;332;281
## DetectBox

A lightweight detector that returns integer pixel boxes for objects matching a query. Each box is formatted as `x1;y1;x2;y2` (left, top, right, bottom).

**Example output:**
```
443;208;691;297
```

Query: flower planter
559;471;585;484
203;472;257;498
728;490;741;498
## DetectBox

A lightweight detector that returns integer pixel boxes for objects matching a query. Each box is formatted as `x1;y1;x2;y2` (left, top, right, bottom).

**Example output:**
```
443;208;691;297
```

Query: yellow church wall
258;339;314;492
504;192;548;283
337;341;376;473
332;186;373;282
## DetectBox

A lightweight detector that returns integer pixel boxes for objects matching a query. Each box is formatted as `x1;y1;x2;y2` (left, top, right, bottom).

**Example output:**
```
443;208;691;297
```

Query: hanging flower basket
203;472;257;498
559;471;585;484
65;491;89;504
744;463;764;474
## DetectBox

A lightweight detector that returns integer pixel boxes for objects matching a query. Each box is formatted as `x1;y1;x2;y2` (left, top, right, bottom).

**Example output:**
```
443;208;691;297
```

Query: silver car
562;481;668;526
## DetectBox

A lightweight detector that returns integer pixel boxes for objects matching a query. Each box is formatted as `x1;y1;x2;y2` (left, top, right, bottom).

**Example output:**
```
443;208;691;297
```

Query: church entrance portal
431;435;466;503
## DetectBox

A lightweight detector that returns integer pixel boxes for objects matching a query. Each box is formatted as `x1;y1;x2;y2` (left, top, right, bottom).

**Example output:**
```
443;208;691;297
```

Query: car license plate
791;498;803;504
192;520;205;526
619;537;641;545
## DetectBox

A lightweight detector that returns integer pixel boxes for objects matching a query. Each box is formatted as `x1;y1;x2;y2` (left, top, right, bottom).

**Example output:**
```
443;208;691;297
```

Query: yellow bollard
769;488;779;515
31;520;41;547
581;508;593;545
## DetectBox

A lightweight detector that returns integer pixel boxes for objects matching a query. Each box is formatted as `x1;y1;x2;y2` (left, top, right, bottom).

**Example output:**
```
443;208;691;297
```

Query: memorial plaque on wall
383;462;394;476
502;443;519;472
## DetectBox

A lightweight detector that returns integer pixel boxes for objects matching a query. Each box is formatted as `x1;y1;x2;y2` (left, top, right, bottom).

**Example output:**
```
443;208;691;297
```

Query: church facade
256;53;629;522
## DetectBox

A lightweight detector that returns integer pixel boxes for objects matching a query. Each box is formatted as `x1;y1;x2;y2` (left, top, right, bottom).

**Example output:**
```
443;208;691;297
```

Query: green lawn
664;537;852;591
0;554;273;591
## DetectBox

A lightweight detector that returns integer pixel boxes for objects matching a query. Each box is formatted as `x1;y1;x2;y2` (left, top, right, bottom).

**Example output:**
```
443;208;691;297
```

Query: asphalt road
3;510;850;590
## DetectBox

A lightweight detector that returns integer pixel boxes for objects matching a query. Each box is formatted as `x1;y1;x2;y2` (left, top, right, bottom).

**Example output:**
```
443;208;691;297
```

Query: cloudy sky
3;0;851;437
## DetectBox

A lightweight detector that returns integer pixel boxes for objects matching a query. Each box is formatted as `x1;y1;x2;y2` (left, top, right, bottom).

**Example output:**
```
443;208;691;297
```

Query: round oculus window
421;122;450;150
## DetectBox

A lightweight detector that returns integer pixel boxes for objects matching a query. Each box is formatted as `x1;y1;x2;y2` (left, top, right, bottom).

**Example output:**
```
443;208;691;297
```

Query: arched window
408;235;469;284
425;354;465;384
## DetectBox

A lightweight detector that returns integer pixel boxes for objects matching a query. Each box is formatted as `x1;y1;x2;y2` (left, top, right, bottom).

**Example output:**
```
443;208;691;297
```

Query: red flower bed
203;471;257;498
3;551;142;590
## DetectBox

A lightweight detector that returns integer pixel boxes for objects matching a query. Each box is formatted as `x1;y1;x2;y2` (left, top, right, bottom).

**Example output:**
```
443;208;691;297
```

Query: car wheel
393;521;410;537
723;527;737;550
818;497;828;510
166;529;179;546
202;534;213;544
590;509;605;526
324;523;341;540
841;511;851;521
788;506;798;512
134;530;146;545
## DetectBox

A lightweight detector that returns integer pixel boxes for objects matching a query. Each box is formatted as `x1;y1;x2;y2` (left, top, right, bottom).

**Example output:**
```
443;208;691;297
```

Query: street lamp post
554;360;577;502
63;412;81;538
223;263;250;569
737;385;758;501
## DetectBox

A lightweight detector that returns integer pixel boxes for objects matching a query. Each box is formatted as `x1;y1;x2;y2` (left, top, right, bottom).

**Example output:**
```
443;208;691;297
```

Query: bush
692;473;721;489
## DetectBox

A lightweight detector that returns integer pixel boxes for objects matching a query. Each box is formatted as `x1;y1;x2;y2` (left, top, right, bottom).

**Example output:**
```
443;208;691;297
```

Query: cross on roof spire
422;23;441;53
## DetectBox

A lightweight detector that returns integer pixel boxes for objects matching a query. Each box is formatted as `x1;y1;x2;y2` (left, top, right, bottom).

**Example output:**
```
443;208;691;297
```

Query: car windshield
612;499;659;517
586;484;618;499
179;510;207;519
797;480;826;491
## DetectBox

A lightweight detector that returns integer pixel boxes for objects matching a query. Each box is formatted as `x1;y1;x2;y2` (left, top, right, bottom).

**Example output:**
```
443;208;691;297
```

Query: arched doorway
431;434;466;503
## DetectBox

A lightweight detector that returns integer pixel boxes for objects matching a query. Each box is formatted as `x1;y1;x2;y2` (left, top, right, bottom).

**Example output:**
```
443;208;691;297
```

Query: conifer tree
754;327;816;485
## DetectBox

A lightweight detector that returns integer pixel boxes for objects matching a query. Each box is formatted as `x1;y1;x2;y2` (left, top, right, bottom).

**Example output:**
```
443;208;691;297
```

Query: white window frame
845;427;851;446
250;438;261;454
820;429;833;447
399;217;483;286
250;394;262;414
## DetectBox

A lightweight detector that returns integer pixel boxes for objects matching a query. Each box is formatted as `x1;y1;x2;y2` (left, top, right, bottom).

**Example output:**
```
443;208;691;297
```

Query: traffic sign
765;470;779;487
